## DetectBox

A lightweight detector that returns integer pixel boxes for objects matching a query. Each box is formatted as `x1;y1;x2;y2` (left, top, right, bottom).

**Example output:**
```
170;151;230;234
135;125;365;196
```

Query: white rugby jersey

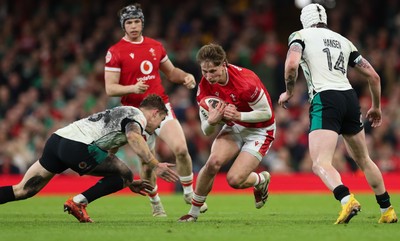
288;27;361;101
55;106;147;150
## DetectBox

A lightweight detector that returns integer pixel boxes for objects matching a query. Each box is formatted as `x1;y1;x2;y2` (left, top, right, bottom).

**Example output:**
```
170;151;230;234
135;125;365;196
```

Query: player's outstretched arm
125;122;179;182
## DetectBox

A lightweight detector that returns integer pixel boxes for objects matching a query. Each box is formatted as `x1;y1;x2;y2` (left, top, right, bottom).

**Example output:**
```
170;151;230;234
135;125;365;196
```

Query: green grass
0;193;399;241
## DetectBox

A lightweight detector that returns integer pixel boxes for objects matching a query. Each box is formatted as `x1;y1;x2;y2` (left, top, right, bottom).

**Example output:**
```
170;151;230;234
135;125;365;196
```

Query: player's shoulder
107;38;126;52
228;64;258;80
143;36;163;47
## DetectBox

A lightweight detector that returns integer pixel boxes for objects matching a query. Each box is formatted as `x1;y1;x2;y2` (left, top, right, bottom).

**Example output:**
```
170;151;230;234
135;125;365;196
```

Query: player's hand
278;92;292;109
129;180;154;196
133;80;149;94
223;104;239;121
208;101;226;125
183;74;196;89
154;163;179;182
366;107;382;128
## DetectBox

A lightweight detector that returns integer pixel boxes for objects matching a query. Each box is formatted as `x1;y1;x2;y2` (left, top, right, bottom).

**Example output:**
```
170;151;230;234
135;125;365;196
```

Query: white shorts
218;123;276;161
143;103;176;151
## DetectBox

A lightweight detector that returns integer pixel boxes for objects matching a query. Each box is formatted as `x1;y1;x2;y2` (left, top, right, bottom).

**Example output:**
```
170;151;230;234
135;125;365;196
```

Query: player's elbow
105;86;117;97
369;72;380;86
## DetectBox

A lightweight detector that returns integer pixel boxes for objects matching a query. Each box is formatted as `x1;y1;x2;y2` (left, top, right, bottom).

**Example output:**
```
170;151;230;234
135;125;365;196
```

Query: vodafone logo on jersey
140;60;153;75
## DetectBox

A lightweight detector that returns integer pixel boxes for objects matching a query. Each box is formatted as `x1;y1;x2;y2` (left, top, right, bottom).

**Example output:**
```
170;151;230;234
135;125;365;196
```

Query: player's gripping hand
133;80;149;94
208;101;226;125
154;163;179;182
223;104;239;121
129;180;154;196
183;74;196;89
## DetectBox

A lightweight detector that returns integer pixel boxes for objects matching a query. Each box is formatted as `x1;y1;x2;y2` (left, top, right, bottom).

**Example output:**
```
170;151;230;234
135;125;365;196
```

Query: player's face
200;61;226;84
145;111;166;134
124;18;143;41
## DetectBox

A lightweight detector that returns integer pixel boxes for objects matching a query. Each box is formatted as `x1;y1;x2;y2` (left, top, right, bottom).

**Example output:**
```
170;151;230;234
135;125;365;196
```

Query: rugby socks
148;185;161;203
0;186;16;204
179;173;194;194
73;194;88;204
81;176;124;203
333;185;350;205
376;191;391;213
252;172;266;187
189;192;207;217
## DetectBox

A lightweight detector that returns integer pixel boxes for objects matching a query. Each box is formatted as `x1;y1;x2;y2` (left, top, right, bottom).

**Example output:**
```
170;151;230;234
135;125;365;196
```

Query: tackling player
0;94;179;222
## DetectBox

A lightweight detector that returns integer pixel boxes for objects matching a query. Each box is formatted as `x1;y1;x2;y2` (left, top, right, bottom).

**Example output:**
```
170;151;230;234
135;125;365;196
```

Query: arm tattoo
288;44;302;55
356;58;371;69
285;76;296;95
125;121;141;135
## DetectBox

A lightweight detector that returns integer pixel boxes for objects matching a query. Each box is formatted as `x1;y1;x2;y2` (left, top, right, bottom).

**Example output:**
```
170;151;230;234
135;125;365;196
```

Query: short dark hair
196;43;228;66
139;94;168;115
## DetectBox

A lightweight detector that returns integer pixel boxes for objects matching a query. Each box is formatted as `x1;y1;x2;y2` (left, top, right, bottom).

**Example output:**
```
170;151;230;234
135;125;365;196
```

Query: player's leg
158;118;194;202
63;140;134;222
235;126;274;209
0;133;65;204
343;131;397;223
178;129;239;222
138;133;167;217
77;153;133;203
0;161;55;204
309;129;341;190
309;129;361;224
141;161;167;217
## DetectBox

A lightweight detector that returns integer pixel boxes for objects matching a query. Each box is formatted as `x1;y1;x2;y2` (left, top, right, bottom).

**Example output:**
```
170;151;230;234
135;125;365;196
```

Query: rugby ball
199;96;224;119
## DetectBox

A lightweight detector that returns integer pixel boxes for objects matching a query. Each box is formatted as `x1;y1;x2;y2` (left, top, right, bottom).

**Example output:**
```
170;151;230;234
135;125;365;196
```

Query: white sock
340;195;350;205
252;172;266;187
179;173;194;194
380;207;389;213
188;193;207;217
149;185;161;203
73;194;88;204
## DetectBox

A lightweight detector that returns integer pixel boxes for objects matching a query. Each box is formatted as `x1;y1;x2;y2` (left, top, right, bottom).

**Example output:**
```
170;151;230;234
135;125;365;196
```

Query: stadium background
0;0;399;192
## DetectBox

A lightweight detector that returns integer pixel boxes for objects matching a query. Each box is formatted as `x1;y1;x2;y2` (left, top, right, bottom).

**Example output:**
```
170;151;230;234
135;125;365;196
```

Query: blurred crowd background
1;0;400;177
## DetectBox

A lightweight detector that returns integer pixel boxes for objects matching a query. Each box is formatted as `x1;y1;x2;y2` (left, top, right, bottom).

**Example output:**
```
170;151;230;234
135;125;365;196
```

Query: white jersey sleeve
289;28;360;101
55;106;147;150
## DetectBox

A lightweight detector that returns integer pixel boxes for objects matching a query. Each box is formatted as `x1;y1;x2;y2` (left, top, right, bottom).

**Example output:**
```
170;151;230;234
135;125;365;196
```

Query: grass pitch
0;193;399;241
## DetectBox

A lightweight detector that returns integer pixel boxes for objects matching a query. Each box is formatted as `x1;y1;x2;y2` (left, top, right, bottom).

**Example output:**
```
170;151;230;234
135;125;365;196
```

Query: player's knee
172;145;189;160
121;168;133;184
226;174;244;189
204;158;222;175
14;186;39;200
311;161;329;175
311;162;320;175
